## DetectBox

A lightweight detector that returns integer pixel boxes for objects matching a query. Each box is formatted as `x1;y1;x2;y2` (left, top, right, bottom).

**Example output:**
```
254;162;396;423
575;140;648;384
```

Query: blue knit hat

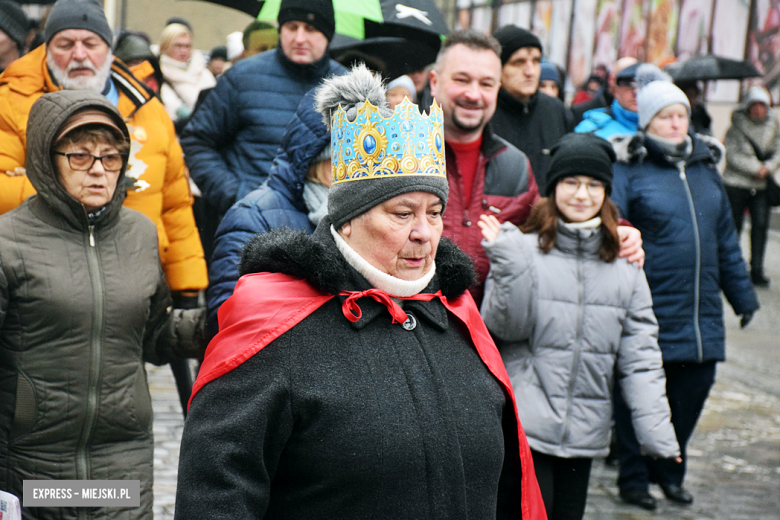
540;61;559;84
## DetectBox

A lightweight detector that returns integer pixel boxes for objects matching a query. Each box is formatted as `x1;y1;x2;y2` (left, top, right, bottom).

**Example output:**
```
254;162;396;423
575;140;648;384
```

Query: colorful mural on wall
451;0;777;101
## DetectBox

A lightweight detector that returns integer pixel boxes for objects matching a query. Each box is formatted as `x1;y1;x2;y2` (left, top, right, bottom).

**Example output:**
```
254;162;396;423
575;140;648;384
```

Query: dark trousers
725;186;770;276
615;361;716;491
531;450;593;520
192;196;222;267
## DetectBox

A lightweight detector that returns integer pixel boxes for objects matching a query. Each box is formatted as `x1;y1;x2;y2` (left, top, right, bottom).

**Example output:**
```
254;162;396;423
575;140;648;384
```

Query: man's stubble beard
451;109;485;134
47;51;113;92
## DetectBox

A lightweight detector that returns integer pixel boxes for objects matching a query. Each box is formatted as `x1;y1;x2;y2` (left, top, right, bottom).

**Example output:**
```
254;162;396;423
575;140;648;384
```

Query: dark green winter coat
0;91;173;520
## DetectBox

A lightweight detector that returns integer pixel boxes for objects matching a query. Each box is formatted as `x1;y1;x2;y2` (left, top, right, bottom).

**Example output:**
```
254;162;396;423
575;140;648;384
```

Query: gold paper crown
330;98;446;185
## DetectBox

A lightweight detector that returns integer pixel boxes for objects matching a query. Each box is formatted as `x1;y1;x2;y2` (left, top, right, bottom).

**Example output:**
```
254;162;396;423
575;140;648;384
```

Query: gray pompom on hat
636;63;690;129
315;63;449;230
44;0;112;45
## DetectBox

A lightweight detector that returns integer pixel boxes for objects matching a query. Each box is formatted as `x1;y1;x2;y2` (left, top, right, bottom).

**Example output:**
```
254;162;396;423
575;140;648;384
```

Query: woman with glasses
0;90;204;519
479;133;680;520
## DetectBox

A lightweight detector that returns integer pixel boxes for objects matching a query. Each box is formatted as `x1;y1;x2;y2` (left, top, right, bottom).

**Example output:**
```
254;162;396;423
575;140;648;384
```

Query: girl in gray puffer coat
479;133;679;520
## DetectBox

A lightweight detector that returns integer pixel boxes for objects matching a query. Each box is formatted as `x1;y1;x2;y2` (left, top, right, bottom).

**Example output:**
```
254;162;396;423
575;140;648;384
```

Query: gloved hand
740;312;754;329
172;290;200;310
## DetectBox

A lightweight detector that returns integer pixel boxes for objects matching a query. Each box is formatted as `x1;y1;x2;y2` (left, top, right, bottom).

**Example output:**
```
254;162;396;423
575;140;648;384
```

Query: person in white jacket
479;133;680;520
158;23;216;124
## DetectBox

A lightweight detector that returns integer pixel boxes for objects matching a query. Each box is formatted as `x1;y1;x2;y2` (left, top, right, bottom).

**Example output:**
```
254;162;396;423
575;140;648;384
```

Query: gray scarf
646;133;692;163
303;180;329;226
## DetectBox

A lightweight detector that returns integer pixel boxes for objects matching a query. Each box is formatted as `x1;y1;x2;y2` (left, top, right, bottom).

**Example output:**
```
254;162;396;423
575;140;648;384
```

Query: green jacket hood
25;90;130;230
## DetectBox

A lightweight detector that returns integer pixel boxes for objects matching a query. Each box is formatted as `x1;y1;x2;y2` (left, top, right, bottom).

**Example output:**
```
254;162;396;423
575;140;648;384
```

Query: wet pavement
148;223;780;520
584;224;780;520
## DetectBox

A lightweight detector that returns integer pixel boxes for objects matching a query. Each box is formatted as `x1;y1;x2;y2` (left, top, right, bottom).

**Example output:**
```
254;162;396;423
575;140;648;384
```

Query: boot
751;225;769;288
751;271;770;288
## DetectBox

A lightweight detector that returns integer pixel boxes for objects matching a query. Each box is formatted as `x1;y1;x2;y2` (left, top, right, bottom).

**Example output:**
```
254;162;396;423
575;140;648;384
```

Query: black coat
175;221;527;519
490;89;574;195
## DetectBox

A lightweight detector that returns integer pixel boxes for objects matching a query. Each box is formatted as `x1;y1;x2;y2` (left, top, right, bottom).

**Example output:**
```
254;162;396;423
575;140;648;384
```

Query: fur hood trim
610;132;725;169
239;226;476;299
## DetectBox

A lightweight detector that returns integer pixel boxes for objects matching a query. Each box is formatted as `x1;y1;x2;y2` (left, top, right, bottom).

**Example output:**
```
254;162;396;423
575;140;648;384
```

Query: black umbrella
330;34;439;79
186;0;263;17
664;55;761;82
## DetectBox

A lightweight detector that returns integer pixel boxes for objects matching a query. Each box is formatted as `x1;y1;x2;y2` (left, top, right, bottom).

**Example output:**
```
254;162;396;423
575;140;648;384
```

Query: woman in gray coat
722;85;780;287
480;133;679;520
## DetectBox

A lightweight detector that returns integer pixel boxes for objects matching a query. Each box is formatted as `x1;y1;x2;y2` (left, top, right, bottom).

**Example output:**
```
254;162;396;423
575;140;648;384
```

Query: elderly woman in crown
175;65;546;520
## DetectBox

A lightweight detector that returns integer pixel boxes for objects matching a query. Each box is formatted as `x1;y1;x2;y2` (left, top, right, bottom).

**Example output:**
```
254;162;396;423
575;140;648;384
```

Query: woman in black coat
175;65;547;520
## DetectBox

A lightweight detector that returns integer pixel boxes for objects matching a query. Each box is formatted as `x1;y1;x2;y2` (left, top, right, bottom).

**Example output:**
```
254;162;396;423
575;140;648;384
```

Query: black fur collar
239;219;476;299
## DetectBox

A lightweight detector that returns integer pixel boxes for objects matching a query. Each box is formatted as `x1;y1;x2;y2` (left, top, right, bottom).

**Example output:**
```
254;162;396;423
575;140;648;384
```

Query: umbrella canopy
258;0;448;41
330;35;438;79
664;55;761;82
187;0;264;17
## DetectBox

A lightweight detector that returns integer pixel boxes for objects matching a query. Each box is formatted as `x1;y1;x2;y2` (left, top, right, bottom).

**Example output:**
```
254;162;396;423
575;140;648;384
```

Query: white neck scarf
330;225;436;297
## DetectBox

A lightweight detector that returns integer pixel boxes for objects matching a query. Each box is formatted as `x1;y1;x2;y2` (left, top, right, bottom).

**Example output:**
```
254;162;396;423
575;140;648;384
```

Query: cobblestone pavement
148;363;185;520
149;230;780;520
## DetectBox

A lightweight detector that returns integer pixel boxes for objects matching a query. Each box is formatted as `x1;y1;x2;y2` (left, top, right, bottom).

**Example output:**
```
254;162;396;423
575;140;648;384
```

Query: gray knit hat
0;0;28;54
636;64;690;129
740;85;771;111
315;64;448;230
44;0;112;46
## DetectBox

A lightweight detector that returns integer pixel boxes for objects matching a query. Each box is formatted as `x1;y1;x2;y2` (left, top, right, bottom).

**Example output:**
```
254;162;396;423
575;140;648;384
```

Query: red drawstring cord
339;289;443;324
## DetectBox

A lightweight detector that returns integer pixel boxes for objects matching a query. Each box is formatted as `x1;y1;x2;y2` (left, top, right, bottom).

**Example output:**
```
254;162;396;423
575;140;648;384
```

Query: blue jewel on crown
331;98;446;185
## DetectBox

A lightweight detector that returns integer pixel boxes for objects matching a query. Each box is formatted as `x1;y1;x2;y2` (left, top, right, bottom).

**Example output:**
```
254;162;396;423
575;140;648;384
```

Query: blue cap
540;61;560;84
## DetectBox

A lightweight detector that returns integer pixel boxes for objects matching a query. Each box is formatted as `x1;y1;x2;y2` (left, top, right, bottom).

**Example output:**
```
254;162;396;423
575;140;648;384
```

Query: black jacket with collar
490;88;574;195
176;220;527;520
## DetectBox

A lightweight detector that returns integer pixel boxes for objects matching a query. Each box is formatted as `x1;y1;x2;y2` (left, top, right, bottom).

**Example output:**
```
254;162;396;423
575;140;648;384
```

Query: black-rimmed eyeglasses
54;152;127;172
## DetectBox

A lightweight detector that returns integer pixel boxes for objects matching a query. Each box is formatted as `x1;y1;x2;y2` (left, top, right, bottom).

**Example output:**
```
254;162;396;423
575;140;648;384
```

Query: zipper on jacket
76;223;105;519
678;165;704;361
561;237;585;447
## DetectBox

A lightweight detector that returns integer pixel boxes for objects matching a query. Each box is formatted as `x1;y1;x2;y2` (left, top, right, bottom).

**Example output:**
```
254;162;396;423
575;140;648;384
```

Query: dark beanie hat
545;133;616;197
315;64;448;229
114;32;154;63
0;1;28;53
165;17;193;34
209;45;228;62
278;0;335;42
492;25;542;65
44;0;112;45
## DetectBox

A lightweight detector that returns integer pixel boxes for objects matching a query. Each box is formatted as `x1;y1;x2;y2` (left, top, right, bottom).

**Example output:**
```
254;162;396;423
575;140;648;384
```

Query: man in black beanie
0;0;28;72
181;0;345;247
489;24;574;195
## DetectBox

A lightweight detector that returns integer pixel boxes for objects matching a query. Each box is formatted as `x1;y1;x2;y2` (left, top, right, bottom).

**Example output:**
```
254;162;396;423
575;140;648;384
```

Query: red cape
191;272;546;520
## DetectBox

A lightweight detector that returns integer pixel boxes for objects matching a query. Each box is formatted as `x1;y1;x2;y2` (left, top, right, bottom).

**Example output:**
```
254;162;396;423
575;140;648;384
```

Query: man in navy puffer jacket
206;89;330;338
181;0;345;219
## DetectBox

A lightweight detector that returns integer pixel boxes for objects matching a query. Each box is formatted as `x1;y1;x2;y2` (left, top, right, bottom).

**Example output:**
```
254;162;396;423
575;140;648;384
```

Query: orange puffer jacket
0;45;207;292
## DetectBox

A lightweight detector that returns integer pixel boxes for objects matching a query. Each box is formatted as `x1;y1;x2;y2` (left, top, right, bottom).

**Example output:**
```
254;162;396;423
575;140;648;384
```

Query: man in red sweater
429;30;539;304
430;30;644;304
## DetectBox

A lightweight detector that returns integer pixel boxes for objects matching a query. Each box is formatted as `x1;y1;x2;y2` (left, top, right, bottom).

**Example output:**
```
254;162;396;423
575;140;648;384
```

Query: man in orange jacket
0;0;207;298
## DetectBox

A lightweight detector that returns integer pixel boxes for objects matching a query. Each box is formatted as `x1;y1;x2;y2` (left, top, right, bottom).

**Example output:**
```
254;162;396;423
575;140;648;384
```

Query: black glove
740;312;754;329
171;290;200;309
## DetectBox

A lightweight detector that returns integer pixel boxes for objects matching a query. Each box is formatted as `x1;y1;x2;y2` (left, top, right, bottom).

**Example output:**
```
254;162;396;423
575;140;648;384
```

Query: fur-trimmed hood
239;217;476;300
610;132;725;170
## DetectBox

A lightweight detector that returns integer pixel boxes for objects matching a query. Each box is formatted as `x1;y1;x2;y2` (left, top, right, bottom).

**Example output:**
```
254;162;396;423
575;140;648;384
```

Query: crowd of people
0;0;772;519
